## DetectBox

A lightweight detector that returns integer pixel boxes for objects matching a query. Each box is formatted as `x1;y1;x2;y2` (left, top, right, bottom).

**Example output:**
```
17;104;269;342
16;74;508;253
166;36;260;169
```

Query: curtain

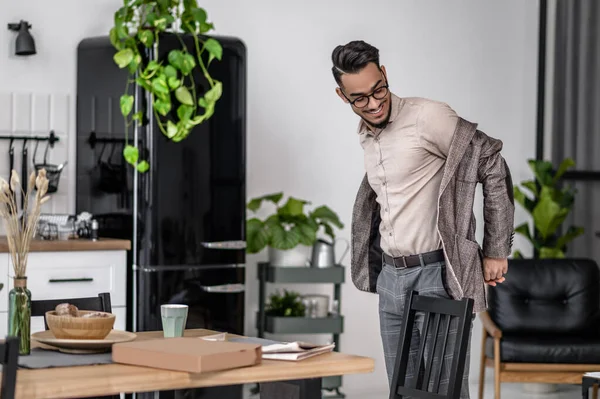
551;0;600;258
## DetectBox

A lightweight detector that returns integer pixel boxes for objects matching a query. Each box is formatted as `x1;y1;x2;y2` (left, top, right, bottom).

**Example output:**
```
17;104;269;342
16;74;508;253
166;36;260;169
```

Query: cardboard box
112;337;262;373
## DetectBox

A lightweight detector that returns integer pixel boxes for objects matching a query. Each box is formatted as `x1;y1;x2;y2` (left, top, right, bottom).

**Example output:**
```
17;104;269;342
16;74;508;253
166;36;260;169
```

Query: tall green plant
246;192;344;254
110;0;223;172
513;158;584;259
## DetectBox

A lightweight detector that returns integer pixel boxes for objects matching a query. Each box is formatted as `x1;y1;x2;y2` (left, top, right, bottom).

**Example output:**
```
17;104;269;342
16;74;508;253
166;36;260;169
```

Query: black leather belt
383;249;445;269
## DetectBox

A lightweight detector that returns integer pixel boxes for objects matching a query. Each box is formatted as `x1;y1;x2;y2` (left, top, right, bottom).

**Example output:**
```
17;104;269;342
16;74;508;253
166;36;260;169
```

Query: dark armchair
478;258;600;399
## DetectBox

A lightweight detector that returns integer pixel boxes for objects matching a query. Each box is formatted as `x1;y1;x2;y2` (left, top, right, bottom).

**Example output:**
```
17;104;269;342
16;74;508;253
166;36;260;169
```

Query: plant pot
8;277;31;355
268;245;311;267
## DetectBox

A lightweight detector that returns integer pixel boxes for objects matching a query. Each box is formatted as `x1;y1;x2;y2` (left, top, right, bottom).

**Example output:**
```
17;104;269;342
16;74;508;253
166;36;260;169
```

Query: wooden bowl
45;310;116;340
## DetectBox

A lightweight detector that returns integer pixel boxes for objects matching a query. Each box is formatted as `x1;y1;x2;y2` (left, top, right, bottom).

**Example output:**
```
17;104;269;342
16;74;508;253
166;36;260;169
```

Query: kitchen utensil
161;304;188;338
45;310;115;340
33;140;65;193
31;329;136;354
8;138;15;209
21;139;28;208
301;294;329;318
310;238;350;268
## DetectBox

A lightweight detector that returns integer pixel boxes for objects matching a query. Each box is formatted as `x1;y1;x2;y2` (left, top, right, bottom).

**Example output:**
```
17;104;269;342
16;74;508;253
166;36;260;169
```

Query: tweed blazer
350;117;515;313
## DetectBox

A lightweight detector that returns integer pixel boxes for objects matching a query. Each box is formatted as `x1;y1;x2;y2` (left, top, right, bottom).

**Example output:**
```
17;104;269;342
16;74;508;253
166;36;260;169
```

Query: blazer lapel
439;118;478;195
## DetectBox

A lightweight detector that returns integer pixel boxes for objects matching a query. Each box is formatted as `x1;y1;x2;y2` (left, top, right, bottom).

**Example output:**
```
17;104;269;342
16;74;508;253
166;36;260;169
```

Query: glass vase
8;277;31;355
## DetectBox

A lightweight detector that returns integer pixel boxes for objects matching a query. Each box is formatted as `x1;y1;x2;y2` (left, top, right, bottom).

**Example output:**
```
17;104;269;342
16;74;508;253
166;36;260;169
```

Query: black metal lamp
7;20;36;56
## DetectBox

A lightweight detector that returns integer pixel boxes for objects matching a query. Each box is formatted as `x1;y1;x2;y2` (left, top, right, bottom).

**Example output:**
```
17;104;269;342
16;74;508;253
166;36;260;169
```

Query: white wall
0;0;539;397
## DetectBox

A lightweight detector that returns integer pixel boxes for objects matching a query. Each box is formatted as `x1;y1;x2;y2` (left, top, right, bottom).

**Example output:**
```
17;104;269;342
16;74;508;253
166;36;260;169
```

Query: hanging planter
110;0;224;172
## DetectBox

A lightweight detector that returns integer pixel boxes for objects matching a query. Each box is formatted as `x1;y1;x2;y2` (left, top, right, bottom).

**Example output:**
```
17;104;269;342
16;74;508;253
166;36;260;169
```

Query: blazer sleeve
476;130;515;258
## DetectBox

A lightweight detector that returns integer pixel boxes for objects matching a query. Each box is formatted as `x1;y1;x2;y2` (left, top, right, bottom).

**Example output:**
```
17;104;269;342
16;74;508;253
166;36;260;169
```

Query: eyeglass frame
340;76;390;108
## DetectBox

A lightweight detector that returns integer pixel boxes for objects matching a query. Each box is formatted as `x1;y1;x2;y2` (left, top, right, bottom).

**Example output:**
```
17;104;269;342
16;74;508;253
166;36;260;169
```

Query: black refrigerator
75;34;247;399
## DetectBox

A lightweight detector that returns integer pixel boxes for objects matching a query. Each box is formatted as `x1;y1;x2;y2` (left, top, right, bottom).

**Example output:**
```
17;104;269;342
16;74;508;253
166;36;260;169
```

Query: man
331;40;514;398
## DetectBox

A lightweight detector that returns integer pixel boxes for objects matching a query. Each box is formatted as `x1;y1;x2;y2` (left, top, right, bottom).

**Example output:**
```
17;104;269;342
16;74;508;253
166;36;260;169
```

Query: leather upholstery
488;258;600;336
485;336;600;364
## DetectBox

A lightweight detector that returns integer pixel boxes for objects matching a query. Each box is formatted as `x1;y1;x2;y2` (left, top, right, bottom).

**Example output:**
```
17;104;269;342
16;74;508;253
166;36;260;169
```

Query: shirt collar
357;93;403;137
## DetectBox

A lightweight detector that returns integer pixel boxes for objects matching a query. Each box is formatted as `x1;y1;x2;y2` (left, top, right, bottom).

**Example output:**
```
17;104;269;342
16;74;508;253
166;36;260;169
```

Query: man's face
336;63;391;129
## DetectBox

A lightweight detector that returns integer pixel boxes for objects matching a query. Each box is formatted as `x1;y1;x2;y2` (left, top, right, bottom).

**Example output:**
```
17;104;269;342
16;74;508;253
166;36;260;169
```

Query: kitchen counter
0;237;131;253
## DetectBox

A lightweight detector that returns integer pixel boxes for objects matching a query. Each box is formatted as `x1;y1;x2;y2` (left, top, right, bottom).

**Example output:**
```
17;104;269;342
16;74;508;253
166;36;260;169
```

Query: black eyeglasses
343;82;389;108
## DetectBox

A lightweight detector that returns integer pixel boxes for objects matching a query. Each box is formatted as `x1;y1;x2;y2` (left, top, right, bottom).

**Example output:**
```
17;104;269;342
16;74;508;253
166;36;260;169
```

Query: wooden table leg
260;378;322;399
582;376;595;399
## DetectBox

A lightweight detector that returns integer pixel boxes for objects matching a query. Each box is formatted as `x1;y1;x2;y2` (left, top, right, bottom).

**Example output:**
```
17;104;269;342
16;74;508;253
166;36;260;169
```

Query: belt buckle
395;256;408;269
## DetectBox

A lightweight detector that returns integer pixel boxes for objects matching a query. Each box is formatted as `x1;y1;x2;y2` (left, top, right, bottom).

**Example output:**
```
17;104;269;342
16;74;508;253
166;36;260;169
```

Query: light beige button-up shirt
358;94;459;257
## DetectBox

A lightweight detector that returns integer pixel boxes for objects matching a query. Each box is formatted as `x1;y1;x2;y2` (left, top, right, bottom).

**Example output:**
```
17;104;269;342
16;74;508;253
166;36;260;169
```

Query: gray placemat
18;348;113;369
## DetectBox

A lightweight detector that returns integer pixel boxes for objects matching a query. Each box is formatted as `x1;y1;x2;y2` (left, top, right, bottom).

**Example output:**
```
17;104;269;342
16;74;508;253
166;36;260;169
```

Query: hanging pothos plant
109;0;223;172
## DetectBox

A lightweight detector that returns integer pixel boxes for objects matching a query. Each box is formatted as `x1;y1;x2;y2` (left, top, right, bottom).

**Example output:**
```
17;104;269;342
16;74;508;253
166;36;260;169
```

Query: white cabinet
0;249;128;337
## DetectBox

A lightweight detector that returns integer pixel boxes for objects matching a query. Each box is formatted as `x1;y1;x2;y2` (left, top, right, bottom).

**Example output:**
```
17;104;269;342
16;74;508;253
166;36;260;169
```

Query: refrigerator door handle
201;240;246;250
200;283;245;293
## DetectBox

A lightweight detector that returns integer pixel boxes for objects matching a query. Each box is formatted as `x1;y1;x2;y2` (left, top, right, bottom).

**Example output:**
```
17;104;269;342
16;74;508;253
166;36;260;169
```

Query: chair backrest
0;336;19;399
390;290;474;399
488;258;600;336
31;292;112;329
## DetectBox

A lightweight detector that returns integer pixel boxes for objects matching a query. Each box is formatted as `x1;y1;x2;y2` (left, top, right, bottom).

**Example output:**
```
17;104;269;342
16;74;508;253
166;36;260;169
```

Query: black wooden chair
32;292;117;399
0;336;19;399
31;292;112;329
389;290;474;399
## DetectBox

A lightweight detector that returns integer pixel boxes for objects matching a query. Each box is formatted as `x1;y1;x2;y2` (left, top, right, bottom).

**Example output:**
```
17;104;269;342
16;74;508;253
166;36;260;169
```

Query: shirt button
382;181;386;186
389;232;393;236
384;208;388;212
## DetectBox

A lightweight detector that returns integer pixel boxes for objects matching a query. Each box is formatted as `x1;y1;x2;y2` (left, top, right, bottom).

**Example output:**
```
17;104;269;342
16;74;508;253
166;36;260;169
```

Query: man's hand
483;257;508;286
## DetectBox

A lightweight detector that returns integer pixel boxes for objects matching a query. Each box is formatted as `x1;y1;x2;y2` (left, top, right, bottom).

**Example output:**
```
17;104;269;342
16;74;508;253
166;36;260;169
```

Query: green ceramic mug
160;304;188;338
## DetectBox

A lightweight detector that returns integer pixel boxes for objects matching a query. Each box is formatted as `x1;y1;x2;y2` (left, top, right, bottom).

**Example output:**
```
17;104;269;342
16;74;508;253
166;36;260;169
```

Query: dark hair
331;40;380;87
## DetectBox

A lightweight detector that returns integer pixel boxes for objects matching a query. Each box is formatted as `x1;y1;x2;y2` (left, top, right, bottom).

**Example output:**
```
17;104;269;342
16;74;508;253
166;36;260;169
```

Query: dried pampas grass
0;169;50;278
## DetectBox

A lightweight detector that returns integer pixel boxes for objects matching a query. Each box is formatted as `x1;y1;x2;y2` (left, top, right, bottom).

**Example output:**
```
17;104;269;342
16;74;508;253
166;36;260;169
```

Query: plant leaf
168;50;184;69
204;81;223;103
519;180;538;197
166;120;178;139
246;218;269;254
513;186;535;214
113;49;134;68
138;30;154;47
151;76;169;94
164;65;178;78
552;158;575;184
532;194;569;240
528;159;554;186
512;250;524;259
167;77;181;90
269;224;301;250
247;193;284;212
321;222;335;241
296;221;317;246
119;94;134;117
555;226;584;250
539;247;565;259
180;53;196;75
192;7;207;24
278;197;308;217
310;205;344;228
175;86;194;106
153;98;171;116
147;61;160;71
123;145;139;166
204;38;223;62
514;222;533;244
177;105;194;121
136;161;150;173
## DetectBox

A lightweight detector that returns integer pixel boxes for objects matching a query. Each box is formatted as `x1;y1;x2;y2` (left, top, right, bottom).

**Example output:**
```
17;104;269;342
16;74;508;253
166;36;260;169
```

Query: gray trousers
377;260;472;398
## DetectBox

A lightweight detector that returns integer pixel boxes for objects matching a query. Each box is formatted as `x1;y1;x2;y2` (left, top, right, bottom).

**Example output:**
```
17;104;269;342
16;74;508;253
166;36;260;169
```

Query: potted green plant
246;192;344;266
110;0;223;172
513;158;584;259
265;290;306;317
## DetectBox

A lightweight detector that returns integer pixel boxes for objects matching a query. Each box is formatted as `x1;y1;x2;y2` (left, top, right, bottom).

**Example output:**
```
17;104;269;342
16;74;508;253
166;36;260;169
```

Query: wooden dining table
16;329;375;399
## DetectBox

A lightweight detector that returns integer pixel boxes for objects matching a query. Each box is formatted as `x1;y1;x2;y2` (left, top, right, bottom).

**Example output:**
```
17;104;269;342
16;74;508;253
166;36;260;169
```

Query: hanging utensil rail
0;130;59;147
